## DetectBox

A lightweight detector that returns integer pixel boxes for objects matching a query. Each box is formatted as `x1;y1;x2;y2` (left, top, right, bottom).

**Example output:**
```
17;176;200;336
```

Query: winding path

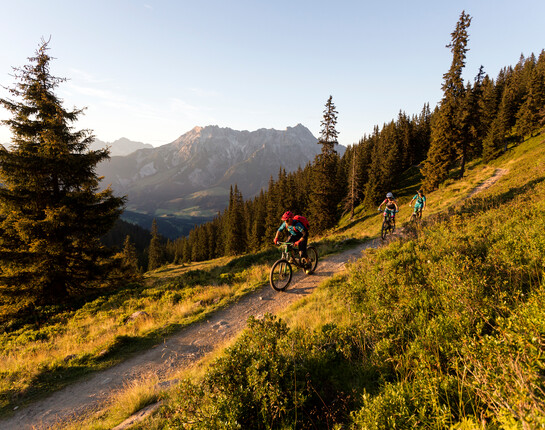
1;239;380;430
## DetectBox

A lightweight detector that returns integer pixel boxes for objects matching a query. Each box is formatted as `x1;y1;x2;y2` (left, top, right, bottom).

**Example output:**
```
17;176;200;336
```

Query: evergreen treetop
0;39;125;305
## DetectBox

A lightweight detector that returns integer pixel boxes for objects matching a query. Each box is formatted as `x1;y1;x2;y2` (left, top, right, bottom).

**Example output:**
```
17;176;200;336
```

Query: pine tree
515;51;545;137
342;147;361;219
0;40;125;305
121;235;140;273
224;184;246;255
310;96;341;233
147;219;165;270
319;95;339;155
423;11;472;189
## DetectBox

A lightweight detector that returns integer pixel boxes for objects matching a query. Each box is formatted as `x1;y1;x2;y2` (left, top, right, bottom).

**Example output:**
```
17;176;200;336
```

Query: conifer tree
224;184;246;255
342;147;361;219
515;51;545;137
0;40;124;305
423;11;472;189
148;219;165;270
310;96;341;232
121;235;140;273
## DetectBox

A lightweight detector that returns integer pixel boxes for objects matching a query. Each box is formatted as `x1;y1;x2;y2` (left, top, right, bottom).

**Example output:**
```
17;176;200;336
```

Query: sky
0;0;544;148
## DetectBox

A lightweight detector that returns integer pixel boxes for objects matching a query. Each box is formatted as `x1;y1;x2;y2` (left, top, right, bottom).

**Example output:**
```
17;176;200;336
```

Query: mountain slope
90;137;153;156
97;124;327;236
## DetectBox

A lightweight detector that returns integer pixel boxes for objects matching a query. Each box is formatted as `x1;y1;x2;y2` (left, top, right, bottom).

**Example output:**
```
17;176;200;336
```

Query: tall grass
129;132;545;429
0;257;267;415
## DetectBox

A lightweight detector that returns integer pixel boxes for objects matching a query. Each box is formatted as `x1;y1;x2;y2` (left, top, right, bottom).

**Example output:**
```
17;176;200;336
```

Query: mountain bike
269;242;319;291
381;212;396;240
409;207;423;225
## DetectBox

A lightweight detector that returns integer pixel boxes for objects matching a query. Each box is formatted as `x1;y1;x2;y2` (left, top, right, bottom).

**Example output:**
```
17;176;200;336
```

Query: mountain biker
273;211;309;264
409;189;426;217
378;192;399;228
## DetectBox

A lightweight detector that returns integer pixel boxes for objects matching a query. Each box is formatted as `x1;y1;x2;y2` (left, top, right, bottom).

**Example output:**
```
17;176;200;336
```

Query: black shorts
288;232;307;257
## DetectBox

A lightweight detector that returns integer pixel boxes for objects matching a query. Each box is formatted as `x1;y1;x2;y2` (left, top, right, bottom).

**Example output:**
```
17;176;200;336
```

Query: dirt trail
1;168;508;430
1;239;381;430
466;168;508;199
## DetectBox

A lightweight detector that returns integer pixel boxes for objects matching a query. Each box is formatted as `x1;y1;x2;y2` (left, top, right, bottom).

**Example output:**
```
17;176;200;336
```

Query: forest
157;14;545;269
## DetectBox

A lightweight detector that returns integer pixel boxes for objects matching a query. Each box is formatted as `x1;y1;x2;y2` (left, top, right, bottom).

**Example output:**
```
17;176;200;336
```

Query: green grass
0;233;357;419
4;131;545;428
122;131;545;429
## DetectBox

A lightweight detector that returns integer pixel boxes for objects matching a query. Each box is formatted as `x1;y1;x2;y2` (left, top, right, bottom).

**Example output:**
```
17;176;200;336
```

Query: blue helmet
386;192;394;198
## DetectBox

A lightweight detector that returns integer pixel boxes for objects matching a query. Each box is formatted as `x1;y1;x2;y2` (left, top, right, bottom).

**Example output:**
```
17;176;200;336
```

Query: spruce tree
423;11;472;189
515;51;545;137
342;147;361;219
310;96;341;233
147;219;165;270
121;235;140;273
0;40;125;305
224;184;246;255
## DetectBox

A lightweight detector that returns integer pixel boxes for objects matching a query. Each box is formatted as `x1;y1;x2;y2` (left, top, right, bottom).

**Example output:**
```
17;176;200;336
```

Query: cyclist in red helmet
273;211;309;263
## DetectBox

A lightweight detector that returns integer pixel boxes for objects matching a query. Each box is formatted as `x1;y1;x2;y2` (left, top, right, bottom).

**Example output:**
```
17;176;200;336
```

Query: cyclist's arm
274;222;285;244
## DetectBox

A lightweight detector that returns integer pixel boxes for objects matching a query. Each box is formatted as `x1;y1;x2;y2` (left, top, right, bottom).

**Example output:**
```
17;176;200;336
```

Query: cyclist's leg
299;236;308;260
414;203;422;219
386;209;395;229
287;235;298;261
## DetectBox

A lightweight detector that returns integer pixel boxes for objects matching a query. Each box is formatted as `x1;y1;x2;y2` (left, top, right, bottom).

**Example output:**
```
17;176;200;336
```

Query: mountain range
90;137;153;156
97;124;332;238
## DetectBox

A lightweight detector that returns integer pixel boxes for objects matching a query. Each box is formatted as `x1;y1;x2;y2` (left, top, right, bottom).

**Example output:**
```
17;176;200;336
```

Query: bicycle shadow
282;267;338;296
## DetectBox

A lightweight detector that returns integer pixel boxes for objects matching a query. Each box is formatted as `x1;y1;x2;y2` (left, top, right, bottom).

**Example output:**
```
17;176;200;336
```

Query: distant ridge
90;137;153;156
96;124;340;237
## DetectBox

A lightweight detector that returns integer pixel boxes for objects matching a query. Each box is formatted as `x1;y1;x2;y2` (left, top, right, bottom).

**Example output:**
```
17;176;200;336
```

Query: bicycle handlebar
277;241;296;247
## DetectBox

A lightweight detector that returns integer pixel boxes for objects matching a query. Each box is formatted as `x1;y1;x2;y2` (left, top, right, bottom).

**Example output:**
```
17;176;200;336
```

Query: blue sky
0;0;544;147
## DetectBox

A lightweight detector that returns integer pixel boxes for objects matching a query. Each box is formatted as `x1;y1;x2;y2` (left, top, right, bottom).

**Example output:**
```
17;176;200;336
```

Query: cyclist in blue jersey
273;211;309;264
409;189;426;217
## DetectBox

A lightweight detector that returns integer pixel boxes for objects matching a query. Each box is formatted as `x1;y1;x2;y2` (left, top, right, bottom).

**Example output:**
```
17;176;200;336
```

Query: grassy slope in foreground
129;131;545;429
0;231;350;417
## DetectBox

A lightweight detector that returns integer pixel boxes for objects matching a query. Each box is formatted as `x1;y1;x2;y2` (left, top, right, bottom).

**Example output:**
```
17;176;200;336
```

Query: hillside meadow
55;131;545;430
1;130;543;428
0;230;354;417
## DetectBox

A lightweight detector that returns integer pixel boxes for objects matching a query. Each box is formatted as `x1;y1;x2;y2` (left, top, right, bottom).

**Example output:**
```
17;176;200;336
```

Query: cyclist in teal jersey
273;211;309;263
409;189;426;215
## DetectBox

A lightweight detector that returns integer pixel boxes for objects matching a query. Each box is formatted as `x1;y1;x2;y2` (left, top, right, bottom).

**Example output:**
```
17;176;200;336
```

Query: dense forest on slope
159;45;545;267
99;12;545;274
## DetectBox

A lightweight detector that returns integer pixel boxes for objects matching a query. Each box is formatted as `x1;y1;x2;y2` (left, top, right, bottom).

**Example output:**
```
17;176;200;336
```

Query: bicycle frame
277;242;303;267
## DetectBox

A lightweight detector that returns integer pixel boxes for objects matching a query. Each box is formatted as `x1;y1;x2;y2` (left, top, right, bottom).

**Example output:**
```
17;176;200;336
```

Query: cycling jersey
278;220;306;236
381;199;397;210
413;194;426;208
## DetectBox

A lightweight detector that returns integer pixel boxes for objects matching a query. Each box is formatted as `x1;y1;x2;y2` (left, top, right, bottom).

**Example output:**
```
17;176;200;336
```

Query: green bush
165;315;368;429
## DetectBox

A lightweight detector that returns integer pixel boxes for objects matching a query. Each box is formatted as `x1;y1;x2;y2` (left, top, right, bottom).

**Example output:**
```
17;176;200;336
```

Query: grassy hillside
111;131;544;429
0;234;351;418
3;131;544;428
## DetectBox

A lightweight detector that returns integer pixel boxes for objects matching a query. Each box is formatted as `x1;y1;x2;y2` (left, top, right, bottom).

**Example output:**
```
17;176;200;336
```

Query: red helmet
281;211;294;221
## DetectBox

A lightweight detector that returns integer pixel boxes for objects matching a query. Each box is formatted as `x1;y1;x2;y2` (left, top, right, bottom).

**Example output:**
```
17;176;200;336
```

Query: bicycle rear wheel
270;259;292;291
305;246;319;274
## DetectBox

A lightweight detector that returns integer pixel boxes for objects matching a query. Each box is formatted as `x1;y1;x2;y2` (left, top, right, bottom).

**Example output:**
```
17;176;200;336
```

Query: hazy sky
0;0;543;147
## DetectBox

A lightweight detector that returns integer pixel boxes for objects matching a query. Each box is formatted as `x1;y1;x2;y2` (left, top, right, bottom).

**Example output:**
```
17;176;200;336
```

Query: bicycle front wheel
270;259;292;291
381;220;389;240
306;246;319;274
